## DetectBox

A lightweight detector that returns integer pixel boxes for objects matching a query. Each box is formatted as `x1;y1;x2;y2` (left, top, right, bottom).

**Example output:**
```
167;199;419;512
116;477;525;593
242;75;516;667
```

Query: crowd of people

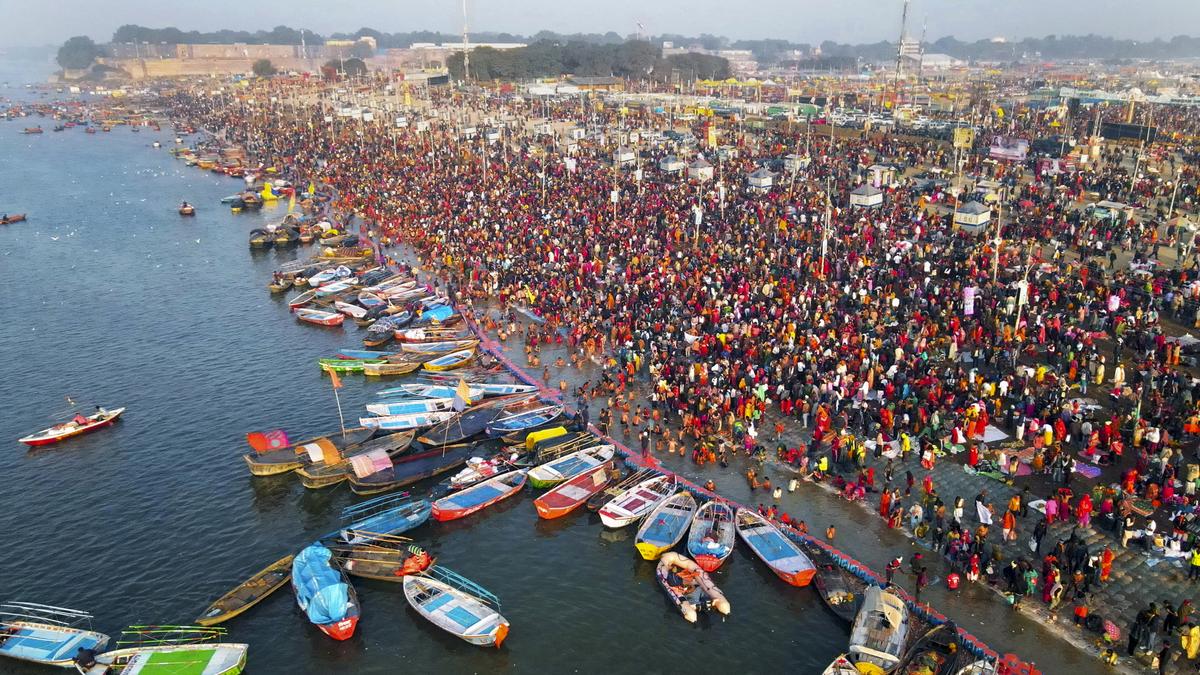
169;79;1200;669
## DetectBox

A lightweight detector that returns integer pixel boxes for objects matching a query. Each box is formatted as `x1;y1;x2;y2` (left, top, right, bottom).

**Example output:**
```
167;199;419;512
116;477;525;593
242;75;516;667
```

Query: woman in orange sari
1099;546;1114;582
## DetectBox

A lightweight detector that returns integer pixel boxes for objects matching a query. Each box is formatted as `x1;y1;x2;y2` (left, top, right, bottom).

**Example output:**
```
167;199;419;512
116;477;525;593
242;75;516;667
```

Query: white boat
80;643;248;675
821;654;859;675
0;602;109;667
598;474;677;528
378;383;485;401
475;383;538;396
847;585;910;673
315;279;355;297
400;339;478;354
360;411;457;431
635;491;698;560
365;398;455;416
526;444;615;488
403;568;509;648
333;301;368;319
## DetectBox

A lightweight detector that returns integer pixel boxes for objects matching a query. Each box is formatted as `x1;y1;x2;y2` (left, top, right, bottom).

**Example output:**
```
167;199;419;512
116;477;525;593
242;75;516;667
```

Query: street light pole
992;186;1006;285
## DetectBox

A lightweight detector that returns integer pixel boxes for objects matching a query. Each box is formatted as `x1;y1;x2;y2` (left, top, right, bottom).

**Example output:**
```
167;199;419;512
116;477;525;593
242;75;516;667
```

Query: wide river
0;61;1084;674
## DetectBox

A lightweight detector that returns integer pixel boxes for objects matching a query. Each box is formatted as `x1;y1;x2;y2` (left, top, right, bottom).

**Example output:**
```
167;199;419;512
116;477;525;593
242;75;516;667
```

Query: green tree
348;42;374;59
252;59;276;77
57;36;104;70
342;57;368;77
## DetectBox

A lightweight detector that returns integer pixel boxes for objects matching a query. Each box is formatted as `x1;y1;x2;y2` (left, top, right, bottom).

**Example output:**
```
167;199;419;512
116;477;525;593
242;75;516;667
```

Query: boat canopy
294;546;350;624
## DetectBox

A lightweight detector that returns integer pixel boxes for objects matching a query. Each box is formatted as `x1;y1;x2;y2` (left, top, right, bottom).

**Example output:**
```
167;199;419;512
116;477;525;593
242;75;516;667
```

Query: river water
0;62;1085;675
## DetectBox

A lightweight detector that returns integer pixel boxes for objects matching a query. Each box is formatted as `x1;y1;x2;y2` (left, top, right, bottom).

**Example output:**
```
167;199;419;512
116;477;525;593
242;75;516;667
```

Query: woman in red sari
1099;546;1114;582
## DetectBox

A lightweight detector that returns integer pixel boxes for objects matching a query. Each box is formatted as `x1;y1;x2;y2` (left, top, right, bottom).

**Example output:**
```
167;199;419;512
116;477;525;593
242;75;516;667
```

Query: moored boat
0;214;27;225
360;410;457;431
317;358;383;374
286;288;318;308
0;602;109;667
422;348;475;372
527;444;615;489
534;463;614;519
403;567;509;648
335;494;432;544
295;308;344;327
18;407;125;447
847;585;910;673
78;642;248;675
365;398;455;417
733;508;815;587
598;473;677;528
486;403;564;437
349;443;475;495
635;491;698;560
241;427;375;477
655;551;731;623
812;554;862;624
195;554;294;626
292;544;360;640
687;500;736;572
297;431;415;489
334;539;433;582
417;407;502;446
379;382;485;401
431;470;527;521
822;655;860;675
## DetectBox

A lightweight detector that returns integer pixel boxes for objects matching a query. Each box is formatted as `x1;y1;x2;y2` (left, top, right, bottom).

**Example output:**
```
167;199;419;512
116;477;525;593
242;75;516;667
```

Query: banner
988;136;1029;162
963;286;976;316
953;127;975;149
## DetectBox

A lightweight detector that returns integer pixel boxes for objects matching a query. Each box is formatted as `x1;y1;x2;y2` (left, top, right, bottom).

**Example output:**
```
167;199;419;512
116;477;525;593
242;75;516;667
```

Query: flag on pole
323;364;343;389
247;429;290;452
455;378;473;407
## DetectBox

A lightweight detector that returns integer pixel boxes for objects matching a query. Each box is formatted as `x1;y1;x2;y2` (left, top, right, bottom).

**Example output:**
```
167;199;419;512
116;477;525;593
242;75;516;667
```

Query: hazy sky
6;0;1199;47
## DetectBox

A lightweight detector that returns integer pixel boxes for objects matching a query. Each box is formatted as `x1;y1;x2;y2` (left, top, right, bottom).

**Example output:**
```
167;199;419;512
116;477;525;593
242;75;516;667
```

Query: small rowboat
403;567;509;648
333;301;368;319
357;291;385;308
821;655;859;675
298;430;415;489
0;214;27;225
339;542;433;582
350;444;474;495
0;602;110;667
292;544;360;640
656;551;731;623
527;444;615;489
195;554;294;626
18;407;125;447
687;501;737;572
396;327;470;342
179;205;195;216
363;361;421;377
417;407;503;446
336;348;398;360
401;339;479;354
286;289;318;308
444;453;521;492
599;474;677;528
422;348;475;371
295;308;344;327
734;508;815;587
812;553;862;624
475;383;538;396
534;463;613;519
379;383;485;401
79;642;248;675
360;410;456;431
365;398;455;416
635;491;698;560
431;470;527;521
242;428;375;477
267;278;292;293
315;279;355;298
317;358;383;373
307;266;352;286
587;468;655;512
335;495;432;544
486;403;564;437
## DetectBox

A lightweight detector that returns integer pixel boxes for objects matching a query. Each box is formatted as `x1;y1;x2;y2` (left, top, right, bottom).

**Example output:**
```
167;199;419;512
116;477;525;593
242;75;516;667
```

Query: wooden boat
333;301;368;319
587;468;654;512
822;655;860;675
422;348;475;372
338;540;433;582
315;280;355;298
687;501;736;572
365;398;455;416
18;407;125;447
292;544;360;640
486;403;564;437
379;383;485;401
179;205;195;216
895;623;962;675
248;228;271;248
847;585;910;673
362;361;421;377
317;358;383;374
535;463;613;519
295;308;344;327
734;508;815;587
0;602;109;667
267;278;292;293
655;551;731;623
79;642;248;675
400;339;479;354
286;288;318;308
598;474;677;528
336;348;398;360
335;495;432;544
475;383;538;396
431;470;527;521
527;444;615;489
812;555;862;624
297;431;415;489
242;427;375;477
349;444;474;495
444;452;523;492
403;567;509;648
953;660;999;675
396;327;470;342
417;407;502;446
0;214;26;225
360;410;456;431
194;554;294;626
635;491;698;560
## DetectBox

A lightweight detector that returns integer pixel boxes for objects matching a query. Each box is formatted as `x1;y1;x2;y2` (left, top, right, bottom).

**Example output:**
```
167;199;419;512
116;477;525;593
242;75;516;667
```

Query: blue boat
422;349;475;372
360;410;457;431
335;494;432;544
365;398;455;416
486;404;564;437
635;492;698;560
336;348;398;360
419;305;454;322
292;544;360;640
0;602;109;667
350;444;475;495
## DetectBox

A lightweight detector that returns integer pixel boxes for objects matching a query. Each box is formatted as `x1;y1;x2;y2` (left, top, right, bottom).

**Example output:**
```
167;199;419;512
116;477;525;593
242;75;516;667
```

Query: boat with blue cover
378;383;485;401
291;544;360;640
526;444;615;489
403;567;509;648
0;602;109;667
334;494;432;545
365;398;455;417
360;410;456;431
635;492;698;560
486;403;564;437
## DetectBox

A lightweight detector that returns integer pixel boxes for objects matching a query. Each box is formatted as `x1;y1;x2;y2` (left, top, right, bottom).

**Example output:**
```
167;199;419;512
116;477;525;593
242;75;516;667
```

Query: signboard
963;286;976;316
953;127;975;149
988;136;1029;162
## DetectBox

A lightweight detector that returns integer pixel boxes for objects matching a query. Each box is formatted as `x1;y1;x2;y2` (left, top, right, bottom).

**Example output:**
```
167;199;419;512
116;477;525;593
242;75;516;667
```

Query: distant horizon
5;0;1200;49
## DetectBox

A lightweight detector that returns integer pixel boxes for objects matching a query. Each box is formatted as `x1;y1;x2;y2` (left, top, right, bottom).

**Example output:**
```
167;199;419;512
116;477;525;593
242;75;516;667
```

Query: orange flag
323;365;343;389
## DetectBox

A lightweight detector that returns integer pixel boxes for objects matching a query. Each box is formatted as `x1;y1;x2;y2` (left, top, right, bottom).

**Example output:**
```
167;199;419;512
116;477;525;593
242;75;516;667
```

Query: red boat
19;407;125;446
1;214;26;225
534;463;613;519
295;308;345;327
431;470;526;521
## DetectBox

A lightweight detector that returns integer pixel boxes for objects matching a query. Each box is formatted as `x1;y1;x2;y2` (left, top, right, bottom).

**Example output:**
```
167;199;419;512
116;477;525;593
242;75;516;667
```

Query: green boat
81;643;248;675
317;358;387;373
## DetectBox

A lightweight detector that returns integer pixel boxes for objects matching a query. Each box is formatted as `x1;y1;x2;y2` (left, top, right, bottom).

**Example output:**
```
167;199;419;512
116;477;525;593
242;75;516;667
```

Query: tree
348;42;374;59
252;59;276;77
57;36;104;70
342;57;367;77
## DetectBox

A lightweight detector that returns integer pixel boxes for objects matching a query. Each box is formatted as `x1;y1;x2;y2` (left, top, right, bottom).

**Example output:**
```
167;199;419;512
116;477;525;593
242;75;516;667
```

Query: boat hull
19;408;125;446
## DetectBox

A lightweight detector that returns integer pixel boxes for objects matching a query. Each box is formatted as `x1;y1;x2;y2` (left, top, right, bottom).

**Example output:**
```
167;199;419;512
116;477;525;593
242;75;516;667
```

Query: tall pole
992;187;1005;284
461;0;471;81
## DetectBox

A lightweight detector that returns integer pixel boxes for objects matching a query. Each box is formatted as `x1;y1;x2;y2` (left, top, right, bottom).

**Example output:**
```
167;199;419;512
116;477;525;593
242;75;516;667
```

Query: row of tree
445;40;730;82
